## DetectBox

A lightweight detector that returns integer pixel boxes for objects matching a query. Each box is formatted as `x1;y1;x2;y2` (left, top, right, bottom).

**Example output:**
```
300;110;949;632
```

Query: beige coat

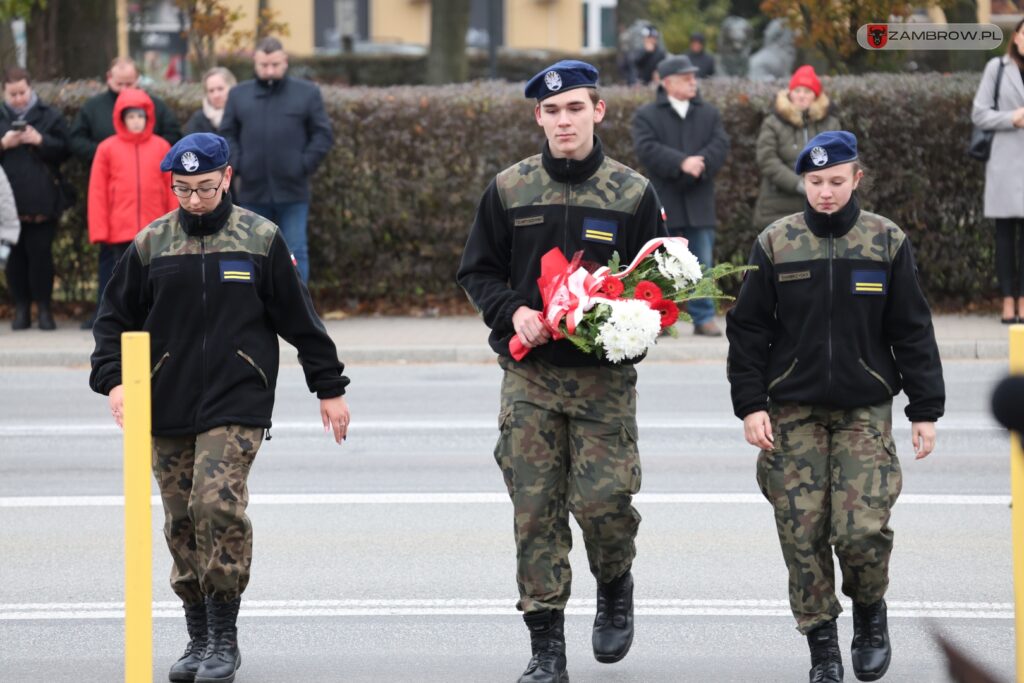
752;90;840;229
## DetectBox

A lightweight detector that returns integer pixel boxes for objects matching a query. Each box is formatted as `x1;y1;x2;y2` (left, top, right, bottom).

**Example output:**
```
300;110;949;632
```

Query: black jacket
220;75;334;204
70;88;181;166
183;109;218;135
632;88;729;230
686;50;716;78
630;46;666;85
89;196;348;436
0;100;71;218
457;137;668;367
725;197;945;422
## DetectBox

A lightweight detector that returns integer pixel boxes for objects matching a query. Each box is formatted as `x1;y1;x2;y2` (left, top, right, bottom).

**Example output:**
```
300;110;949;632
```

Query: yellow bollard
122;332;152;683
1010;325;1024;681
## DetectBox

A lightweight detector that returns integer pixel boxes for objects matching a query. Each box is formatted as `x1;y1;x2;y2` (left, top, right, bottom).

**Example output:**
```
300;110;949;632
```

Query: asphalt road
0;360;1016;682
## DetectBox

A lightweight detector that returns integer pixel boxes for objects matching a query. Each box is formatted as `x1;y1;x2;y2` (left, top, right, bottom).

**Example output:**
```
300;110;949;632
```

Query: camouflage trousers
758;401;902;634
495;356;642;614
151;425;264;604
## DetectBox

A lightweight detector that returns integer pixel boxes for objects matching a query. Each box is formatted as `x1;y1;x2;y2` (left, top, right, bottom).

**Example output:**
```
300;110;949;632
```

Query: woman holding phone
0;66;71;330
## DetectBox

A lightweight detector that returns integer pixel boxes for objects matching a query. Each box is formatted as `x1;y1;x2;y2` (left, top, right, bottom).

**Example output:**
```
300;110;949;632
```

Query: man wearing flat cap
89;132;351;683
458;59;667;683
632;54;730;336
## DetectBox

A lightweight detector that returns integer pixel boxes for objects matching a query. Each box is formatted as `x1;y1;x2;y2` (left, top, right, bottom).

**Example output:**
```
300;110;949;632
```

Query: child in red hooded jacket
88;88;177;281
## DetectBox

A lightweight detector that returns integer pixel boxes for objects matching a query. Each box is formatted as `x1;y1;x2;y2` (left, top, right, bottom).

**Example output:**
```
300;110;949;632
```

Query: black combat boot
11;302;29;330
168;601;207;682
518;610;569;683
36;301;55;330
195;597;241;683
807;619;844;683
851;599;891;681
592;570;634;663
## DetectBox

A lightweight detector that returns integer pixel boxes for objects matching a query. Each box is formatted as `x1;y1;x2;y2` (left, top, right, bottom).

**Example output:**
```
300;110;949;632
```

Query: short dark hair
4;67;30;85
255;36;284;54
587;88;600;106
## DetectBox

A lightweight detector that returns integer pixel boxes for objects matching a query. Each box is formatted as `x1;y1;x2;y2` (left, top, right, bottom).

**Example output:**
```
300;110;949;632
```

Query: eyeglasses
171;173;225;199
170;184;221;199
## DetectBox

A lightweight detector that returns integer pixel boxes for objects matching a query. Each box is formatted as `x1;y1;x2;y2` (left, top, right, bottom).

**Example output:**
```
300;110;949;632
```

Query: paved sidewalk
0;313;1014;367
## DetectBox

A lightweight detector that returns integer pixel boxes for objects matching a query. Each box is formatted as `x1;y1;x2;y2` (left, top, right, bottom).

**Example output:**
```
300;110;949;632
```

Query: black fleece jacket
89;195;348;436
457;137;667;367
726;196;945;422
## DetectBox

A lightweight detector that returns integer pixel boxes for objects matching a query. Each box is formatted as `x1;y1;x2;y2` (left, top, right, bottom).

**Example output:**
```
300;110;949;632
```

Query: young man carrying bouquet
457;60;668;683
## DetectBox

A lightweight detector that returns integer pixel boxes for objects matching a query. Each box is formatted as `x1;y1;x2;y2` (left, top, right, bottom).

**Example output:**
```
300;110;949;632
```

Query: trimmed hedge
13;73;994;309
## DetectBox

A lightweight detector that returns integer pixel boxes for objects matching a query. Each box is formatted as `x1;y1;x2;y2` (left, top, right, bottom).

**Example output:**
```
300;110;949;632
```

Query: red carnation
652;300;680;330
634;280;663;303
600;277;624;298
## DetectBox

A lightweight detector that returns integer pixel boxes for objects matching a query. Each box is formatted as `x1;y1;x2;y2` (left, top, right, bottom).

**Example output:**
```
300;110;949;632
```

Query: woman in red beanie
752;65;841;229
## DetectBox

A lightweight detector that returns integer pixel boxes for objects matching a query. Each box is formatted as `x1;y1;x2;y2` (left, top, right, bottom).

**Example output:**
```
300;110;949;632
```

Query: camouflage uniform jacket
89;198;349;436
726;195;944;422
457;136;668;367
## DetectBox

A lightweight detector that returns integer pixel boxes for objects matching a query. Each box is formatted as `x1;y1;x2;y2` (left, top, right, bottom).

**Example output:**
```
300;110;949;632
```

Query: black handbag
968;58;1005;162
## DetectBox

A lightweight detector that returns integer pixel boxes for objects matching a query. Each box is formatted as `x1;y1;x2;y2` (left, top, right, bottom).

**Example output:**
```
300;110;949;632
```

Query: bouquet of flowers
509;237;754;363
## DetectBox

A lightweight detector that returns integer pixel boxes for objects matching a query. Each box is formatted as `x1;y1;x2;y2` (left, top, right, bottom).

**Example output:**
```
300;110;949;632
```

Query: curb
0;340;1004;368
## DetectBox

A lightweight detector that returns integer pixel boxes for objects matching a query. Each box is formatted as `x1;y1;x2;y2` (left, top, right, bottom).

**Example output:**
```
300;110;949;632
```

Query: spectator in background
628;25;666;86
184;67;237;135
972;17;1024;323
632;55;730;336
72;56;182;329
87;89;177;278
1;67;71;331
0;167;20;293
687;32;717;78
221;36;334;284
752;65;840;230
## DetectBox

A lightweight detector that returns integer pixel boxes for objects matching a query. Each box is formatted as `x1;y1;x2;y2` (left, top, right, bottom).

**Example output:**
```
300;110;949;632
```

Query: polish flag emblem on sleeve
291;253;298;267
660;207;667;222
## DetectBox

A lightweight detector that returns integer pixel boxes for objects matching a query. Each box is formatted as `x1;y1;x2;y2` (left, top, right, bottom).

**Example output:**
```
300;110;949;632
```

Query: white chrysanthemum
596;300;661;362
655;242;703;288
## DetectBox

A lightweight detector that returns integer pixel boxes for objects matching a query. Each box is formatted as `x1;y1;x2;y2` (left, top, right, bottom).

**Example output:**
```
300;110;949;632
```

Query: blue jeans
241;201;311;283
671;226;716;326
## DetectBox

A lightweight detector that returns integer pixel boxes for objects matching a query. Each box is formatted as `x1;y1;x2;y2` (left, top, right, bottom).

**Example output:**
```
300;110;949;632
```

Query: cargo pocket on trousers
868;433;903;510
618;417;641;494
493;406;516;494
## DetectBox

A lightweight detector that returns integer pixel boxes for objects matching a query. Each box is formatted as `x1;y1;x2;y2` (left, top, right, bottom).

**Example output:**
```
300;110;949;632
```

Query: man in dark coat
632;54;730;336
687;32;717;78
71;57;182;329
220;36;335;284
627;24;666;85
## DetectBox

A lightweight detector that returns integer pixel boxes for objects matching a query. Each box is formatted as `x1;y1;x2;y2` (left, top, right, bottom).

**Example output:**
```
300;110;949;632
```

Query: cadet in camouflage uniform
89;133;351;683
457;60;667;683
726;131;944;683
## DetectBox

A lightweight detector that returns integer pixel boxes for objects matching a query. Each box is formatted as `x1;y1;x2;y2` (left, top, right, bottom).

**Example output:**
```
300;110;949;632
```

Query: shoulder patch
574;157;649;215
496;155;558;210
758;213;825;265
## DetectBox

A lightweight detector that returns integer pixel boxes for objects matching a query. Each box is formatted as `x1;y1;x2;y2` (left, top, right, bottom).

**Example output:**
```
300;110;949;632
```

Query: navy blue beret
524;60;599;101
795;130;858;175
160;133;230;175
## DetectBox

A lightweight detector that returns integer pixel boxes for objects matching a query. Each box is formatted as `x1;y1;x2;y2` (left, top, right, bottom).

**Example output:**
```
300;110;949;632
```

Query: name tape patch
514;215;544;227
852;269;886;295
220;259;253;283
778;270;811;283
582;217;618;245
